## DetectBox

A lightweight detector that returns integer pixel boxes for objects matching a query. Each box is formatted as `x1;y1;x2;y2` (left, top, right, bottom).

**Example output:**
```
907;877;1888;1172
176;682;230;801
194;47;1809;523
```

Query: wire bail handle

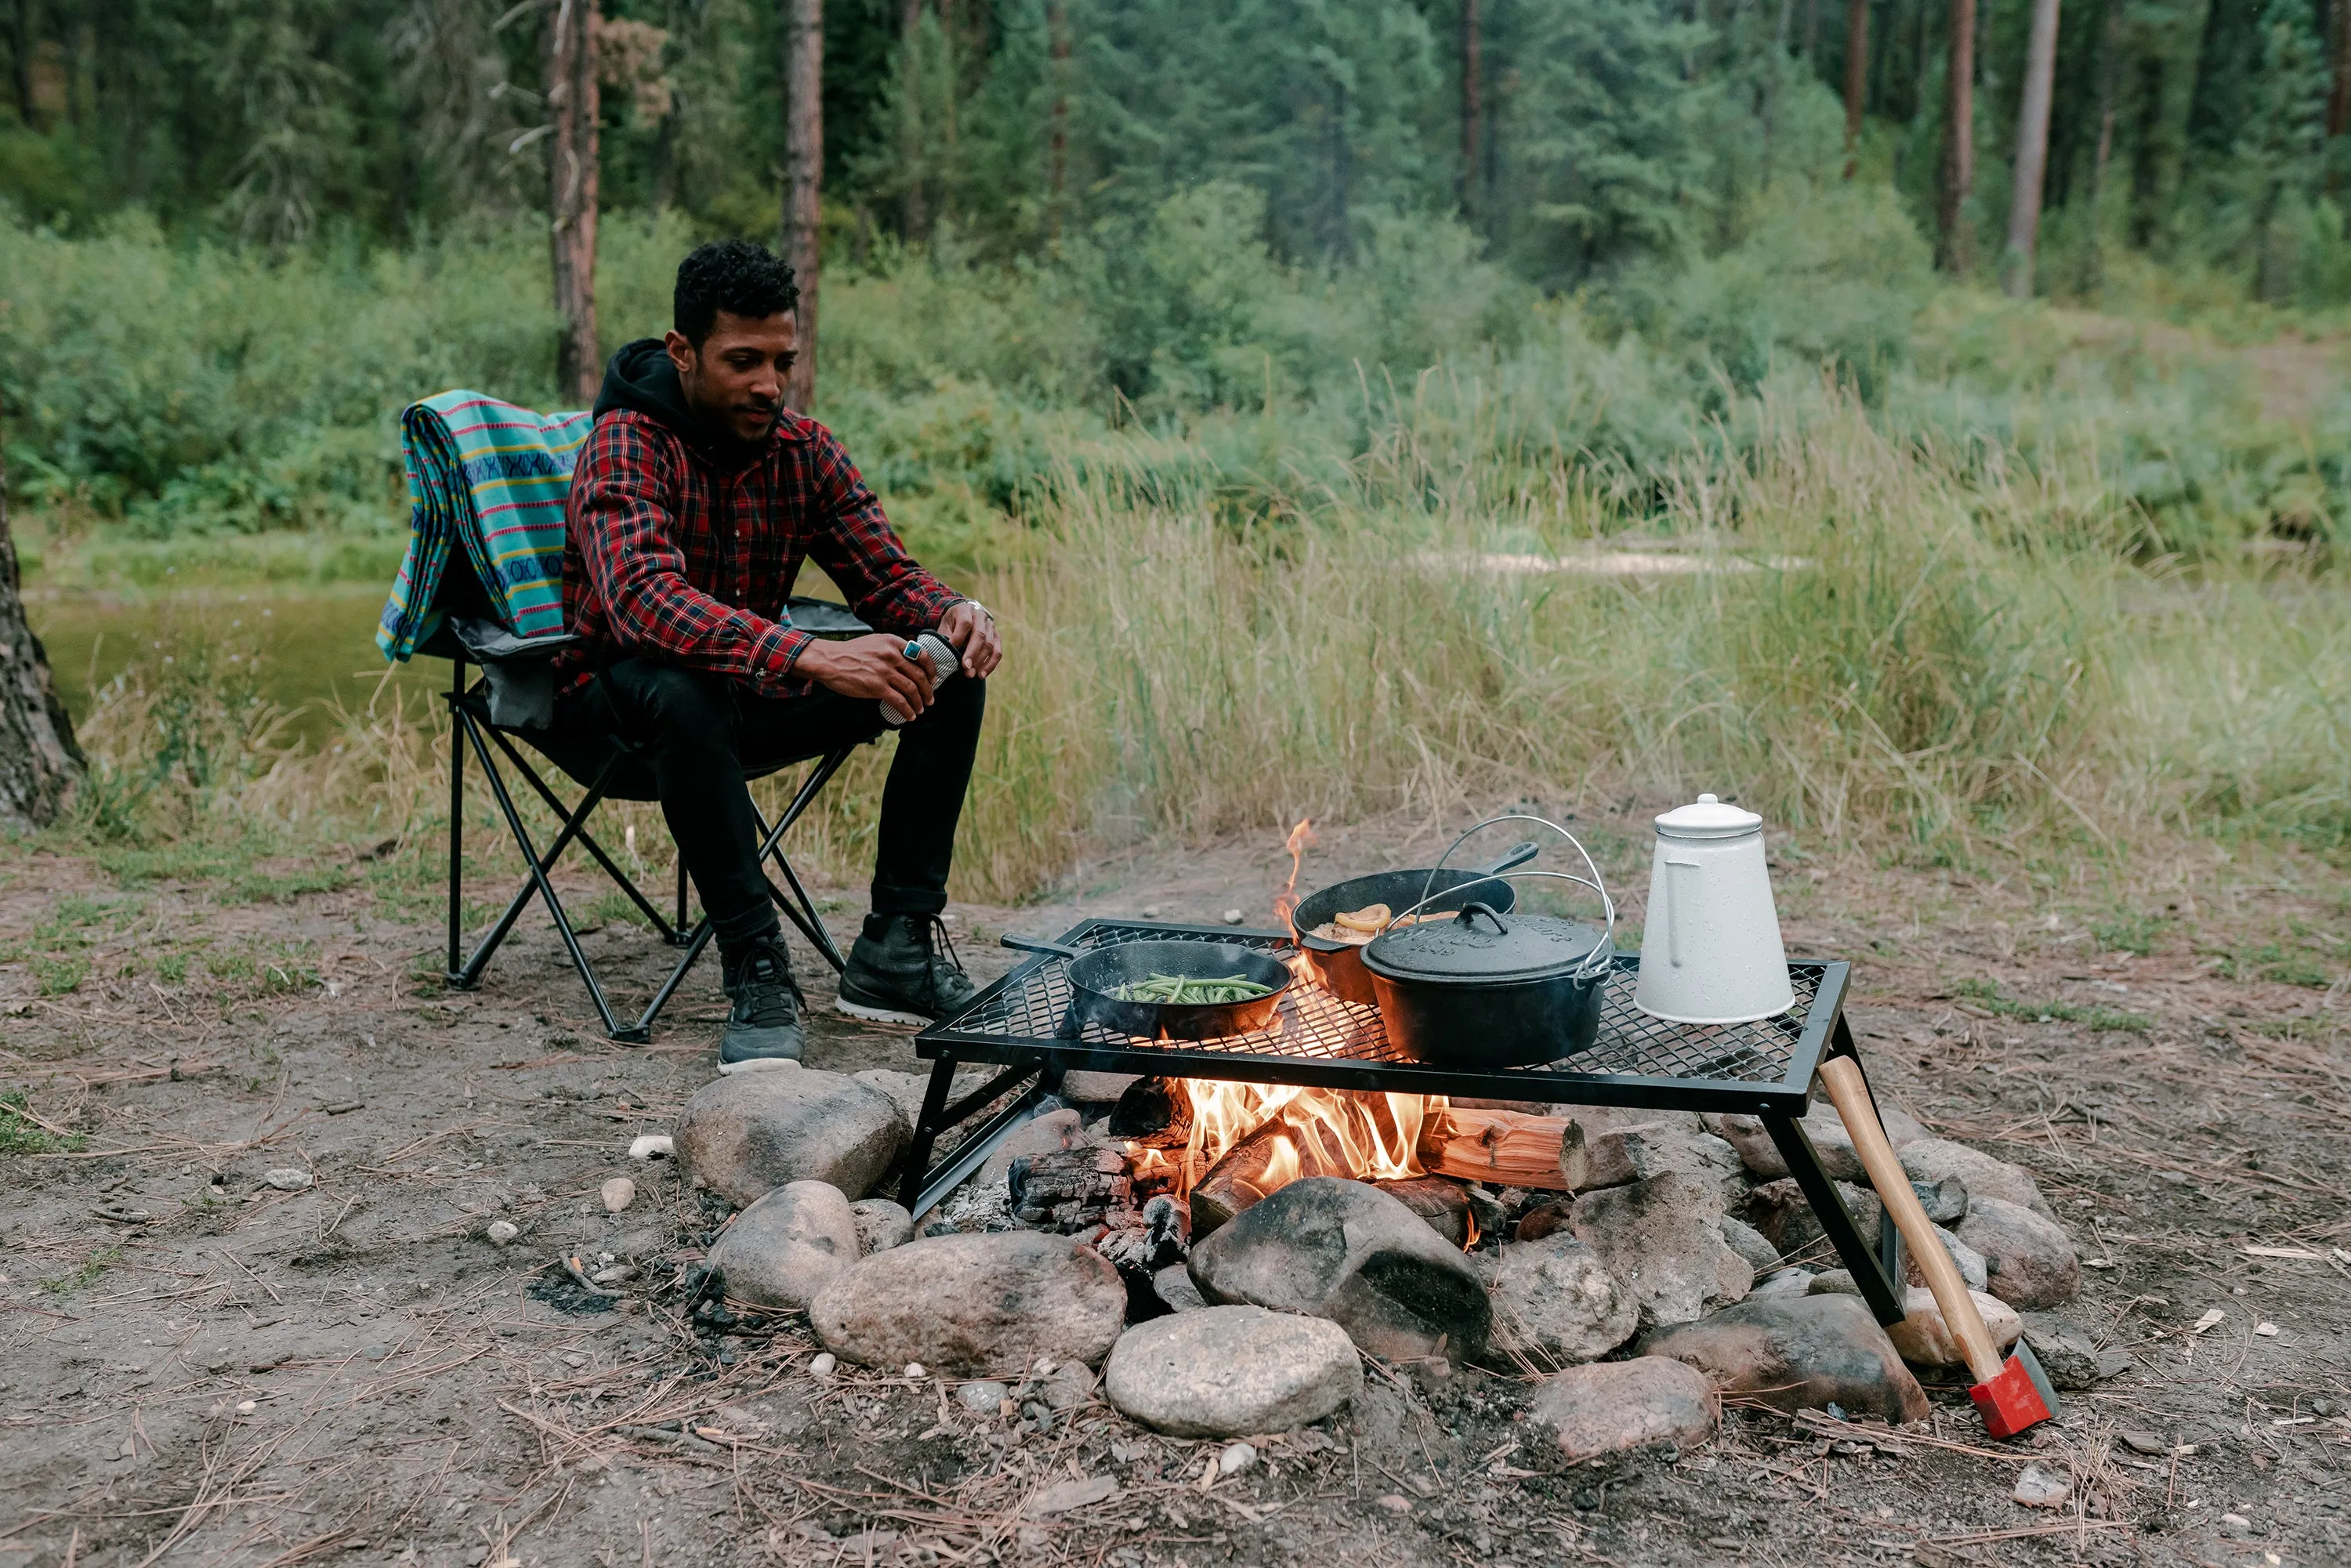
1400;813;1617;980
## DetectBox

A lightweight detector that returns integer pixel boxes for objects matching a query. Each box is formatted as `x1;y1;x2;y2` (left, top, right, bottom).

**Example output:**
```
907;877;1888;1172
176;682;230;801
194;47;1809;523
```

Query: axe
1817;1056;2059;1439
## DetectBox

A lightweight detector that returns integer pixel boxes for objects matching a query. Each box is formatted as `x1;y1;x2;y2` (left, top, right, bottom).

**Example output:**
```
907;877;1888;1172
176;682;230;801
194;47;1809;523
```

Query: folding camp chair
419;552;875;1042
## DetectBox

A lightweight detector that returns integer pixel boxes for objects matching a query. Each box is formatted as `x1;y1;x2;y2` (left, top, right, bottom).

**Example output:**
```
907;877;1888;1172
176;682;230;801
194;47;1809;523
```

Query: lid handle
1451;901;1510;935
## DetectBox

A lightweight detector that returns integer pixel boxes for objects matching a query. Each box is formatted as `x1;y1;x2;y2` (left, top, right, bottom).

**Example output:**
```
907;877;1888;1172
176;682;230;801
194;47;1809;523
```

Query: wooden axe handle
1817;1056;2005;1385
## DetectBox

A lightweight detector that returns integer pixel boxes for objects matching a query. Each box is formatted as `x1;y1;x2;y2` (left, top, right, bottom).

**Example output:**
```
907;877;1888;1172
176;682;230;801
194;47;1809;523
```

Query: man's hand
795;633;937;715
939;600;1002;679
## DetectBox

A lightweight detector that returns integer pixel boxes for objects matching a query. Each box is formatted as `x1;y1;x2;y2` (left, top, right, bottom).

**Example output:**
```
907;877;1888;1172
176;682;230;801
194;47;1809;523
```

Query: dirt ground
2;805;2347;1568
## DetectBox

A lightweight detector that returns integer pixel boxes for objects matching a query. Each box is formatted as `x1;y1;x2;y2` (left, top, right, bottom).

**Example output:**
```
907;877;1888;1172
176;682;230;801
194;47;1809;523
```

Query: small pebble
958;1381;1010;1413
1221;908;1244;925
2012;1464;2072;1508
484;1220;520;1246
2255;1322;2279;1337
1218;1442;1257;1477
600;1176;636;1213
904;1362;927;1379
1140;906;1160;919
808;1353;838;1378
2221;1512;2252;1529
235;1400;257;1414
1375;1495;1412;1514
262;1168;313;1192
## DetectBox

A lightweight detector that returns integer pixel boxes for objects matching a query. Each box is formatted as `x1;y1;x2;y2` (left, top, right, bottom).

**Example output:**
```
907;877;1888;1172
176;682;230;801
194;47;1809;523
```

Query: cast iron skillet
1000;935;1292;1039
1288;841;1540;1006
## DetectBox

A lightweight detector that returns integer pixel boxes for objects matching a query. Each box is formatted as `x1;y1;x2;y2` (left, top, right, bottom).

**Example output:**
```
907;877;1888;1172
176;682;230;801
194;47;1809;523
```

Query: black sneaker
835;913;980;1026
717;935;805;1073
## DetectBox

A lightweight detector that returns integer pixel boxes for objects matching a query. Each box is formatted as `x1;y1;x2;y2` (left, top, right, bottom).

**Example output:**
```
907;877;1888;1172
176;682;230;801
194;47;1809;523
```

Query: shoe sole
716;1055;803;1075
832;995;934;1028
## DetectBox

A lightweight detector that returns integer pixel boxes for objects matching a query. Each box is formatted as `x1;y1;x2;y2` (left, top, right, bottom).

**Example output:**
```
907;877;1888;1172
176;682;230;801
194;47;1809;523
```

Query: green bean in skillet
1106;972;1273;1004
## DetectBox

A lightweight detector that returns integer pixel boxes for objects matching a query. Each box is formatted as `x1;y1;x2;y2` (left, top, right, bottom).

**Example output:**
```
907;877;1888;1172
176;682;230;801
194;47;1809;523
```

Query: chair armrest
451;616;581;664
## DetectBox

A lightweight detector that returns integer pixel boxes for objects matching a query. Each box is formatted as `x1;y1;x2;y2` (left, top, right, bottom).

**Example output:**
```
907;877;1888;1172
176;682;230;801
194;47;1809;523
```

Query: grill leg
1761;1109;1907;1328
896;1056;961;1213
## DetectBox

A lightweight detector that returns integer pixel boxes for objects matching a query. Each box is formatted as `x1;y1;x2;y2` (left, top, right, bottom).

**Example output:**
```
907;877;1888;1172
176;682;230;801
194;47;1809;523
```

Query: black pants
550;657;986;952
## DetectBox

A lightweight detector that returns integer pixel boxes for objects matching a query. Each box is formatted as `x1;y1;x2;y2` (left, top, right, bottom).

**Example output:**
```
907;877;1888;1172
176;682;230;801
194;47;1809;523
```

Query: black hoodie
591;339;775;471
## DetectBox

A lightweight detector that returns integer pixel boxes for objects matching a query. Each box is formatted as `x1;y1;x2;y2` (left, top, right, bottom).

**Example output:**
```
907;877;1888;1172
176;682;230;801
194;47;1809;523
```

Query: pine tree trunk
1047;0;1068;243
1842;0;1867;178
900;0;926;239
10;0;34;127
545;0;602;406
2002;0;2061;297
782;0;823;415
2330;0;2351;140
1461;0;1482;217
0;445;85;829
1936;0;1976;272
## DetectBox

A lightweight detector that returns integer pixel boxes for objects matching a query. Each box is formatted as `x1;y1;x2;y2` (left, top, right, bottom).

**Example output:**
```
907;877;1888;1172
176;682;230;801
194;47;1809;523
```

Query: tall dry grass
50;393;2351;910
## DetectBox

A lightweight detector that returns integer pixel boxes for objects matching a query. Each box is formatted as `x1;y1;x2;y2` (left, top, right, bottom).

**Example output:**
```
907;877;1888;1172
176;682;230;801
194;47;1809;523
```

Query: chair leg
453;708;629;1041
484;726;679;943
452;746;622;988
676;860;693;947
751;744;860;974
445;657;468;985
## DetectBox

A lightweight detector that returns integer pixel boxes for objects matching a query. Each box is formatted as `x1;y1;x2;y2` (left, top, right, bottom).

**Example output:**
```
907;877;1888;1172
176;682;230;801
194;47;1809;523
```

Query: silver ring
965;601;991;620
902;640;923;659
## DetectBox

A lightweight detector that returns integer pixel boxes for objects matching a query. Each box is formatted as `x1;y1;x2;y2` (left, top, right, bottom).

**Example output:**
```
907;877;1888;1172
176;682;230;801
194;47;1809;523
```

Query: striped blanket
376;392;594;661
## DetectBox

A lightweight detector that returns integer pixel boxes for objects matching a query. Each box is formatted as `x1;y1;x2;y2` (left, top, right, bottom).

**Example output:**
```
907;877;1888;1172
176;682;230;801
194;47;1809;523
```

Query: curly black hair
672;240;800;346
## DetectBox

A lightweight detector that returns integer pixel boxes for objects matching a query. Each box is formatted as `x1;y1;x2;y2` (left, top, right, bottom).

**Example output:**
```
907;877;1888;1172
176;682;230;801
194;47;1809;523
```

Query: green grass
0;1092;86;1155
1954;978;2154;1034
2204;940;2343;988
40;1245;122;1296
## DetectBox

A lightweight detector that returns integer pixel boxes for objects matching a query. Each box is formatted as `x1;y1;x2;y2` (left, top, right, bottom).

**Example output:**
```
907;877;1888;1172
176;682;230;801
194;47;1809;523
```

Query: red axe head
1969;1341;2060;1439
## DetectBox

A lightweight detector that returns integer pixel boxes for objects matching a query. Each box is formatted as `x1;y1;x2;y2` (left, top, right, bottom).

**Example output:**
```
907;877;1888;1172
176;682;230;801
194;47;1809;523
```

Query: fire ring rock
1527;1356;1720;1463
1953;1195;2081;1309
810;1232;1128;1376
707;1180;859;1310
1487;1235;1638;1366
1637;1293;1929;1425
675;1069;908;1206
1187;1178;1491;1362
1568;1171;1753;1331
1103;1306;1363;1438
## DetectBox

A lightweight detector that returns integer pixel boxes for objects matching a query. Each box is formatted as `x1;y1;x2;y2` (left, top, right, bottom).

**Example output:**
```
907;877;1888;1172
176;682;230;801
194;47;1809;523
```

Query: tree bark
1936;0;1976;272
782;0;823;414
10;0;34;128
2331;0;2351;139
2002;0;2061;297
1461;0;1482;217
0;444;85;830
1047;0;1068;242
900;0;926;240
1842;0;1867;178
544;0;602;406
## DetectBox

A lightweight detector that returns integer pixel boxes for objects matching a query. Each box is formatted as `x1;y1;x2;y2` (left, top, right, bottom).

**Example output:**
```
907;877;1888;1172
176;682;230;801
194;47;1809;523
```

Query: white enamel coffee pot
1633;793;1795;1025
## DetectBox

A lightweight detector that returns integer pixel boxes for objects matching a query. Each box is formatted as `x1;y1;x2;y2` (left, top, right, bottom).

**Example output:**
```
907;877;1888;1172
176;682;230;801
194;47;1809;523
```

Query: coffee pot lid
1655;793;1762;841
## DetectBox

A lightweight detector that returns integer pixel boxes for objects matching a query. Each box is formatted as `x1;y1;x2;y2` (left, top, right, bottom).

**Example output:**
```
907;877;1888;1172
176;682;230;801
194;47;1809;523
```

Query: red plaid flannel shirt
556;409;963;696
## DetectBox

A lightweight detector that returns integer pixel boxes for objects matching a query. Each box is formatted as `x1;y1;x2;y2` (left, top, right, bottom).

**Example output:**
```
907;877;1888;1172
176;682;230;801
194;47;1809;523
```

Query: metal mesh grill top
942;922;1822;1090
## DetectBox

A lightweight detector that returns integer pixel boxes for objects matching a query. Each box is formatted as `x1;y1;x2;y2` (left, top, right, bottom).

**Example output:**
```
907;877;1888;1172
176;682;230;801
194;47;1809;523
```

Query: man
554;239;1000;1071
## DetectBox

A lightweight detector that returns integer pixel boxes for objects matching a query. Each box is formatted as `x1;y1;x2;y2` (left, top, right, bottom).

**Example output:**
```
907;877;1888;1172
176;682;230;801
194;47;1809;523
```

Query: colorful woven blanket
376;392;593;661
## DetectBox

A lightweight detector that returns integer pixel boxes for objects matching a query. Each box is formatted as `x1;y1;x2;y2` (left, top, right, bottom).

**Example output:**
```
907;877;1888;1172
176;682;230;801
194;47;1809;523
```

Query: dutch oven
1362;899;1614;1067
1289;840;1539;1007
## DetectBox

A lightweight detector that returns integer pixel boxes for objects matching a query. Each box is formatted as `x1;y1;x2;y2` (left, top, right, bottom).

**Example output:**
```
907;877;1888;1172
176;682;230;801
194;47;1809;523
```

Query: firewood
1189;1117;1354;1239
1416;1106;1583;1191
1009;1146;1133;1231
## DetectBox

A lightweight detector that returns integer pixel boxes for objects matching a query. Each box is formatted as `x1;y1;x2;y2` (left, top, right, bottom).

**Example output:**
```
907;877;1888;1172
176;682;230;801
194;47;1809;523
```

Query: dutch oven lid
1655;792;1761;842
1362;903;1607;984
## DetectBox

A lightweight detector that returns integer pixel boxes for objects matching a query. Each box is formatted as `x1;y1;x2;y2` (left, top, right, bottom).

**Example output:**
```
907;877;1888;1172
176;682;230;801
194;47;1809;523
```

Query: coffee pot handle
1663;858;1701;969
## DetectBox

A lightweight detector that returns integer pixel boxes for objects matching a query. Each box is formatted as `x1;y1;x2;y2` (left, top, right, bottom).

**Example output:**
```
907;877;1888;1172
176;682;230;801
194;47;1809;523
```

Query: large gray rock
1190;1178;1491;1361
1103;1307;1363;1438
1746;1177;1882;1256
1569;1171;1752;1330
1719;1215;1780;1273
810;1232;1128;1375
1488;1235;1638;1366
1627;1128;1748;1208
2017;1313;2108;1390
852;1069;930;1132
1566;1109;1707;1190
1705;1103;1928;1182
707;1180;860;1309
1899;1139;2056;1220
850;1197;915;1255
1954;1196;2080;1309
676;1070;909;1205
1527;1356;1719;1463
1639;1294;1929;1425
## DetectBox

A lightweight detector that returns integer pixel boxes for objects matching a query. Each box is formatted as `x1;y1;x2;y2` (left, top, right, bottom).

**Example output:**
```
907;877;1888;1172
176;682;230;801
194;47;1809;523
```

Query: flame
1143;1077;1447;1197
1272;817;1314;929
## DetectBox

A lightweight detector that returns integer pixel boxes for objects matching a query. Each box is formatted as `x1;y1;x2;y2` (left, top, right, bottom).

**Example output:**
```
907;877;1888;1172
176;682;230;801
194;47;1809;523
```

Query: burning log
1189;1116;1331;1240
1371;1175;1473;1247
1415;1106;1585;1191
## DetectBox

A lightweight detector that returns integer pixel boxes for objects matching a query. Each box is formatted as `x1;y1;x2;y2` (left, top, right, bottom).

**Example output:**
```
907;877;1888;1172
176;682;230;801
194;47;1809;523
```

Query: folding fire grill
901;918;1911;1327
